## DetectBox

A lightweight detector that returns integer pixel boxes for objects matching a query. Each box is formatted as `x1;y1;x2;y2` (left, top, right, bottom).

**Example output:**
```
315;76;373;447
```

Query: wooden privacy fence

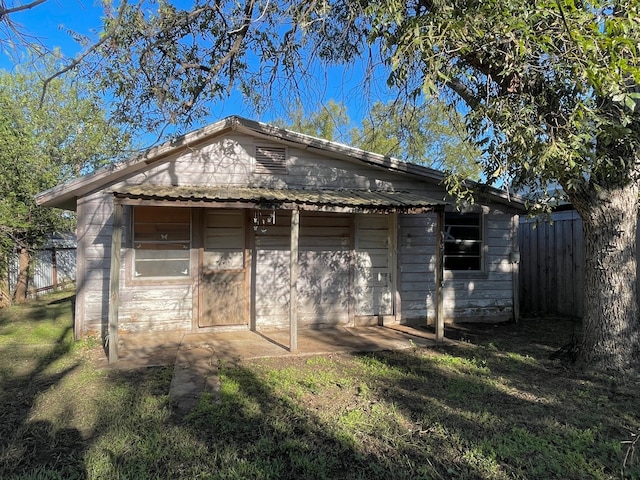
518;209;584;317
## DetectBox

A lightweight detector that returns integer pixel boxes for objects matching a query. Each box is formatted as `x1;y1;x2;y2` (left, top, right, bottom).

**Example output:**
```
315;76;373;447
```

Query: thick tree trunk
573;182;640;372
12;247;30;304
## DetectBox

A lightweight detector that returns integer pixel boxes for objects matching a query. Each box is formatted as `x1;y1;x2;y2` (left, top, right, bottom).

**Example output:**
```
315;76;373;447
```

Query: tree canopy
352;100;482;180
0;65;130;301
274;100;351;142
66;1;638;198
277;98;482;179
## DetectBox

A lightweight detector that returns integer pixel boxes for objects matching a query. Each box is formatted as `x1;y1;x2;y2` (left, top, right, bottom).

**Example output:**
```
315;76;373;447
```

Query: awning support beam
108;203;123;363
289;209;300;352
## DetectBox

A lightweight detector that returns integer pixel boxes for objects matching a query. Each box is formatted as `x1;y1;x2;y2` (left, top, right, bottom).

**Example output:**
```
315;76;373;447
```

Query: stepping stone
169;345;218;412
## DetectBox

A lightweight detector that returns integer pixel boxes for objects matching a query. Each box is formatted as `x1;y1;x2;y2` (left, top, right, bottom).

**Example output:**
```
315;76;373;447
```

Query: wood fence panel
519;210;583;317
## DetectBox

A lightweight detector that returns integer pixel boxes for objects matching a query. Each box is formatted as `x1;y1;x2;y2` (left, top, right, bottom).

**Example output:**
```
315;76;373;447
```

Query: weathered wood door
199;210;247;327
355;214;394;317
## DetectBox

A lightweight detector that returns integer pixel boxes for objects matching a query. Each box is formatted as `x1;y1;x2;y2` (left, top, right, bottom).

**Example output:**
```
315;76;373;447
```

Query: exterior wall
254;211;353;329
398;214;438;323
119;134;444;196
399;211;517;324
76;192;193;338
355;214;394;317
118;204;193;333
75;192;113;338
74;132;521;336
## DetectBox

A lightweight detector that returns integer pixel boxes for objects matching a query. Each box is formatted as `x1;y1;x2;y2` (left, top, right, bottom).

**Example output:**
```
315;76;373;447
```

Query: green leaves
364;0;640;202
0;64;130;256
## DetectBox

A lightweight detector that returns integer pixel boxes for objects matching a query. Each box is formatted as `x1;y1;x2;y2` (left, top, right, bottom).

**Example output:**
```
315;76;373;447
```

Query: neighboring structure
36;116;524;361
7;234;77;298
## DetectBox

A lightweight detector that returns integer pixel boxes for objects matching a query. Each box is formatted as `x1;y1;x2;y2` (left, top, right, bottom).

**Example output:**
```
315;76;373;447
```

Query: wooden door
199;210;247;327
355;214;393;316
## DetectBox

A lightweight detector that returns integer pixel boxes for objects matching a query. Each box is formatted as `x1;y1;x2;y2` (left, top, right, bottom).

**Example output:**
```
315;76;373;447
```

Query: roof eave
35;117;239;209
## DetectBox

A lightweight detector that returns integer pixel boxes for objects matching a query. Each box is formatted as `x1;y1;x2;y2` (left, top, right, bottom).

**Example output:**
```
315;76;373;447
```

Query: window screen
133;206;191;278
444;213;483;271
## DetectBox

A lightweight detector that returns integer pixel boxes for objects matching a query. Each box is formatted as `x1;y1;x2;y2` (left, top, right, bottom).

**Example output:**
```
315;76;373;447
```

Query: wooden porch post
108;203;123;364
511;214;521;323
435;208;445;343
289;208;300;352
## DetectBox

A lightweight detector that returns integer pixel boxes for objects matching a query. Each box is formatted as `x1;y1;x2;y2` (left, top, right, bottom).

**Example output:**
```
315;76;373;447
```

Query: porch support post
108;203;123;364
289;208;300;352
435;208;445;343
511;214;521;323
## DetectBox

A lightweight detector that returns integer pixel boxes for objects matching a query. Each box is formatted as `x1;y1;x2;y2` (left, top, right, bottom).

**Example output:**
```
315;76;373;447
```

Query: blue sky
0;1;389;140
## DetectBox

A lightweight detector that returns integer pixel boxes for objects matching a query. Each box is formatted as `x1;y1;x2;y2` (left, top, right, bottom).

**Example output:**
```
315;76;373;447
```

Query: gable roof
36;115;524;211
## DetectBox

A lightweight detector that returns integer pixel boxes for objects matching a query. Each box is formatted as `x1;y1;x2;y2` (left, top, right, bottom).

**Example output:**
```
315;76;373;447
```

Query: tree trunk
0;270;9;308
573;182;640;372
12;247;30;304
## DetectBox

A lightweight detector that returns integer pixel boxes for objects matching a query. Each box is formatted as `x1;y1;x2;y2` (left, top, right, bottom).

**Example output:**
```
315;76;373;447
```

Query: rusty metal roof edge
112;185;447;210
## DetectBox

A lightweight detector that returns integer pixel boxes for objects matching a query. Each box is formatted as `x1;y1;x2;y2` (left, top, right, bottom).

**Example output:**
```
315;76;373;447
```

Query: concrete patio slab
169;345;219;412
108;325;453;411
113;324;450;367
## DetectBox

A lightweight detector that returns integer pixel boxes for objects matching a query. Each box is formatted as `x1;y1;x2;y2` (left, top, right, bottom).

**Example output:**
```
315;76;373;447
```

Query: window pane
133;206;191;278
134;259;190;277
444;213;482;271
446;224;481;241
444;241;481;257
135;248;190;260
444;256;482;271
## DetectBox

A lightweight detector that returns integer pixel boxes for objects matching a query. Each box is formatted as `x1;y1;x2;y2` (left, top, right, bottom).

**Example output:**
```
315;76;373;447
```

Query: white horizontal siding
118;284;192;332
254;212;351;329
399;212;516;324
73;131;521;339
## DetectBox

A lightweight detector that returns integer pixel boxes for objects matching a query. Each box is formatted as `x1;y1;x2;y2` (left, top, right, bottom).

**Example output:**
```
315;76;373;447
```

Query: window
444;212;483;271
132;206;191;278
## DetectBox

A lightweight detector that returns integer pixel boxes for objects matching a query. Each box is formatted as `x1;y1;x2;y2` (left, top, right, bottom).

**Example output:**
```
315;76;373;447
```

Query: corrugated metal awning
112;185;446;213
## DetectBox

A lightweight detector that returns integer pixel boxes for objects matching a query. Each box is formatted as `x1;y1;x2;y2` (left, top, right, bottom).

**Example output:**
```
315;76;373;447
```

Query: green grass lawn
0;290;638;479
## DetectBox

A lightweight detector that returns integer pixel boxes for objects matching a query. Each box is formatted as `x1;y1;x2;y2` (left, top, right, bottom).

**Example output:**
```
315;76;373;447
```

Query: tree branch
0;0;47;21
447;77;480;110
181;0;257;110
39;0;131;107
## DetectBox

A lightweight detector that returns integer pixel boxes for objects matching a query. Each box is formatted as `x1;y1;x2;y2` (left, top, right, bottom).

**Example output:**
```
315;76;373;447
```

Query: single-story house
36;116;525;362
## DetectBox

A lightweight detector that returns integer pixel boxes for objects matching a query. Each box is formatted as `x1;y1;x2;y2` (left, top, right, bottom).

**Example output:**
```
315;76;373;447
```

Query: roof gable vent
255;146;287;174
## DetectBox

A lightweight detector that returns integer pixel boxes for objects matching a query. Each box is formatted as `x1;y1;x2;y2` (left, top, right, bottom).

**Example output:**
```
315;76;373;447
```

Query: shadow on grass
0;329;84;478
353;322;639;479
0;292;85;479
1;306;638;479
